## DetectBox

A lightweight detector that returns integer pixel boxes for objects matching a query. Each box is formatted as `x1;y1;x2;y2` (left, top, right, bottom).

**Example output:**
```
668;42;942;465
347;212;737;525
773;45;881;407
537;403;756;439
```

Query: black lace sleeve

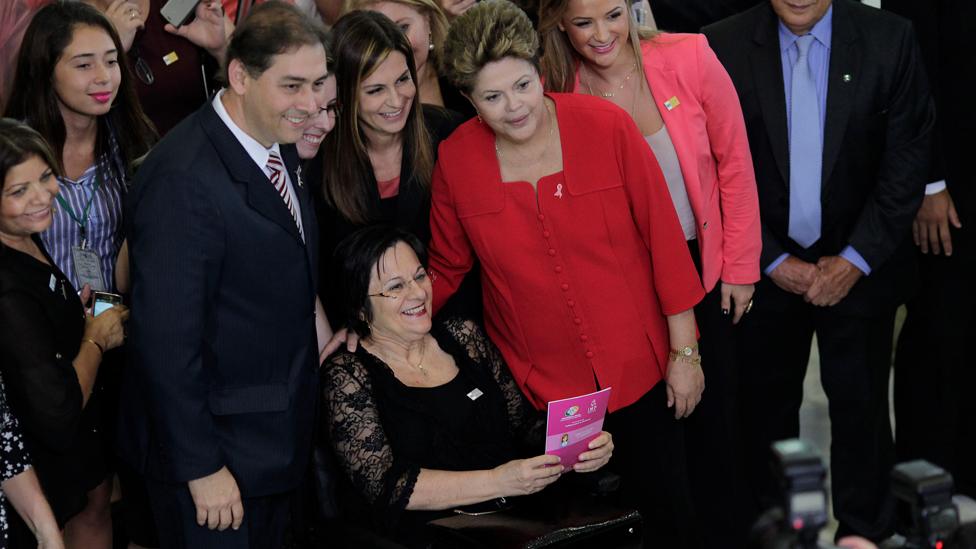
321;352;420;527
442;318;546;450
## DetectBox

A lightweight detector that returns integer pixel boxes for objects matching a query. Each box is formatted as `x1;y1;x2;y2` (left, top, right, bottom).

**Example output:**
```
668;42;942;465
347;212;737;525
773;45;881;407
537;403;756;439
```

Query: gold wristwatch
669;344;701;365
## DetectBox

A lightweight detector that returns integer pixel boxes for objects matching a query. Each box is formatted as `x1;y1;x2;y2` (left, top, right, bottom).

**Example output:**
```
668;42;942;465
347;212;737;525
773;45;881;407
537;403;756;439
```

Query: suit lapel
750;10;791;188
200;105;305;245
821;1;859;190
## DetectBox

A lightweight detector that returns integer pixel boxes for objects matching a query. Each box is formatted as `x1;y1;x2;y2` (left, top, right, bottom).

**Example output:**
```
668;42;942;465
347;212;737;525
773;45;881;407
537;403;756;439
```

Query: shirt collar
212;89;282;172
778;4;833;52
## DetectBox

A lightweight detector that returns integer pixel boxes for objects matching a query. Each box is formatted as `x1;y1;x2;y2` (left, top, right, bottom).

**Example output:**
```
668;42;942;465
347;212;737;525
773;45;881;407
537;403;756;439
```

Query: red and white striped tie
266;150;304;241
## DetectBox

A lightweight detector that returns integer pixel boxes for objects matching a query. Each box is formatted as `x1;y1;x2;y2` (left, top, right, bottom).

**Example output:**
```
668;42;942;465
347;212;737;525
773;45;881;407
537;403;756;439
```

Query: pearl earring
428;32;434;51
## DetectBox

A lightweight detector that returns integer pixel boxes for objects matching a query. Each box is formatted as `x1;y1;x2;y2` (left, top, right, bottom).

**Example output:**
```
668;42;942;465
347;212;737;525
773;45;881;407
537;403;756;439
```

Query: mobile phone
160;0;201;27
92;292;123;317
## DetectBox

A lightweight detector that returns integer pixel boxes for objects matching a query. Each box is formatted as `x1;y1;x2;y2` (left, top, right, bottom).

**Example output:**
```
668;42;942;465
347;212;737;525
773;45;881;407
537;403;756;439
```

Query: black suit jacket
119;100;320;497
881;0;975;237
703;0;935;314
648;0;764;33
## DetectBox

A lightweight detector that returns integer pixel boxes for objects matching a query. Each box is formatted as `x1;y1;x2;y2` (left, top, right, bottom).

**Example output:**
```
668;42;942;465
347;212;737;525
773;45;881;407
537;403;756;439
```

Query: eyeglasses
368;271;429;300
133;51;154;86
322;102;337;119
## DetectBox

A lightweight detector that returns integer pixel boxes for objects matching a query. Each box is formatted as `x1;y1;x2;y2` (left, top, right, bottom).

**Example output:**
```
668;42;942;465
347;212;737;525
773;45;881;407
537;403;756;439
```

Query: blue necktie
788;34;821;249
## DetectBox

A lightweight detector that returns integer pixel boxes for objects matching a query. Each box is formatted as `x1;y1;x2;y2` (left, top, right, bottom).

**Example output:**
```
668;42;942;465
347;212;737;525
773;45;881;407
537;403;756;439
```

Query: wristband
83;338;104;355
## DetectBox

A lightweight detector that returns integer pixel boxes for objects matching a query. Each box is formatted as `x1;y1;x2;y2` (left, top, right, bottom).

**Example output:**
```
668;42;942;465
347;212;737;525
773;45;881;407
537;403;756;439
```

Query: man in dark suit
704;0;934;540
883;0;976;499
120;3;329;547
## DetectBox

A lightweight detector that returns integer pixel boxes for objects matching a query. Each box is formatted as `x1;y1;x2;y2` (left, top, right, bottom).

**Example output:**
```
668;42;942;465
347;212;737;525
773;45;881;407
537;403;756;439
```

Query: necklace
494;101;555;167
408;337;429;377
582;62;638;98
365;336;430;378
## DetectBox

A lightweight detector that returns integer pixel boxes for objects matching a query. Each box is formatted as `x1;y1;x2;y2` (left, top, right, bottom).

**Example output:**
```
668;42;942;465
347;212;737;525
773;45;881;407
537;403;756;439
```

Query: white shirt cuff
925;181;947;195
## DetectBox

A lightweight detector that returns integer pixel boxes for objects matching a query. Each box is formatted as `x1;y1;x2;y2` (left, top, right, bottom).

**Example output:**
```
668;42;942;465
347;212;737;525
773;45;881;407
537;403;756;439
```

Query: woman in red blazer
432;1;705;545
539;0;762;545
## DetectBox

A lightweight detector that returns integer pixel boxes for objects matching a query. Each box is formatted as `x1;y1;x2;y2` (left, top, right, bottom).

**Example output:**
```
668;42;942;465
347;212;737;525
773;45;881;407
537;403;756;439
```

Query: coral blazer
428;93;704;412
575;34;761;291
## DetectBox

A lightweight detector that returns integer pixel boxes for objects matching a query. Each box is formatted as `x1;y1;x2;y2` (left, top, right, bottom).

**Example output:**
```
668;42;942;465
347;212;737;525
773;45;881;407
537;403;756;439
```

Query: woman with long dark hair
317;10;471;314
320;10;438;236
5;1;155;296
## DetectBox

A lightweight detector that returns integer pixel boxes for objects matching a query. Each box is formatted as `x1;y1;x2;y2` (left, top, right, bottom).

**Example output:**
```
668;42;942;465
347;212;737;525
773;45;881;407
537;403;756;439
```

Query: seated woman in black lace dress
322;226;614;547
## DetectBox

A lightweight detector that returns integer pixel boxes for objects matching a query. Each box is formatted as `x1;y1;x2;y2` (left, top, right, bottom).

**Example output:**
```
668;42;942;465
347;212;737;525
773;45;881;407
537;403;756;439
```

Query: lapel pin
664;96;681;111
554;183;564;199
295;165;304;188
842;74;852;83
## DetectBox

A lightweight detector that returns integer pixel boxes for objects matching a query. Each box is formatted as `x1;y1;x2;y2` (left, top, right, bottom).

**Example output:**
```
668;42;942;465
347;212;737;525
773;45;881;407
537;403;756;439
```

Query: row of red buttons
537;210;595;360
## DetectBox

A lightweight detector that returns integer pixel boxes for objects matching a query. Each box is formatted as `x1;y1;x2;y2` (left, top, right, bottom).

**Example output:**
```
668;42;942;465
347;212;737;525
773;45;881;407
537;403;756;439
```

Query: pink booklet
544;387;612;469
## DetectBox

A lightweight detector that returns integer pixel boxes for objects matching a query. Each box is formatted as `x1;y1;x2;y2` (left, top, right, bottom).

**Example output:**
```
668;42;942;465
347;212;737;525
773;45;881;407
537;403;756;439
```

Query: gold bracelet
83;338;104;355
674;354;702;366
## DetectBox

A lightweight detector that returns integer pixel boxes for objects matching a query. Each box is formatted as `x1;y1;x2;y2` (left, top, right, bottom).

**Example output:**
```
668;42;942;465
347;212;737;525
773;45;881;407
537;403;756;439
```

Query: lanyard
56;169;102;248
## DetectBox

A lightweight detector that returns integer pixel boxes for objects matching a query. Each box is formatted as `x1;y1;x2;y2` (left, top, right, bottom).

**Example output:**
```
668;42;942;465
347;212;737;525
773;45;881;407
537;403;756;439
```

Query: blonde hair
440;0;539;94
344;0;449;66
538;0;657;92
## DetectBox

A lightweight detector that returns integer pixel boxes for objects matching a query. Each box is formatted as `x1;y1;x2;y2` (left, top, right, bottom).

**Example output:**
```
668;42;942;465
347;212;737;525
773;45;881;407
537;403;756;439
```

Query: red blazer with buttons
429;93;705;412
574;34;762;291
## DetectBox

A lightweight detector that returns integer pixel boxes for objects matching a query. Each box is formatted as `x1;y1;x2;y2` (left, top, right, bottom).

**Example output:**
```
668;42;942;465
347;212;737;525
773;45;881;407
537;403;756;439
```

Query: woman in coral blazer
539;1;762;545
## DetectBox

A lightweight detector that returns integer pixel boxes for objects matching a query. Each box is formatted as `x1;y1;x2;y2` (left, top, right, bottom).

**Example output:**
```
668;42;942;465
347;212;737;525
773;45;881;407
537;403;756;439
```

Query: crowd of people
0;0;971;548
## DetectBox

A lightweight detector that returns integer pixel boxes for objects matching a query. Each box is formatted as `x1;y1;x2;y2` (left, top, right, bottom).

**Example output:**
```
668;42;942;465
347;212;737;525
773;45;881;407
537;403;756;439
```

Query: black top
322;318;544;547
0;238;107;526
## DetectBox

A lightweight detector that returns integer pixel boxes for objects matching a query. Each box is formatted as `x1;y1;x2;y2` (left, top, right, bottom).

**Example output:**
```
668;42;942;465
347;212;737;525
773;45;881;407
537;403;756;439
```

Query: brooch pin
554;183;564;199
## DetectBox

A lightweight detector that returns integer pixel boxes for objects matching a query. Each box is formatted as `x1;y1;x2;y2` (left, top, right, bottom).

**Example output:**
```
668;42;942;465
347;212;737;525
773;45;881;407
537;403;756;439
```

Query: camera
880;460;976;549
752;440;976;549
750;439;841;549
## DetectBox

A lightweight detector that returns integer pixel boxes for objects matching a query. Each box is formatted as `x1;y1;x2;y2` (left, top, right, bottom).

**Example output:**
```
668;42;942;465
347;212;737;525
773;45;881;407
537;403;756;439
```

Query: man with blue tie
704;0;934;541
120;3;329;547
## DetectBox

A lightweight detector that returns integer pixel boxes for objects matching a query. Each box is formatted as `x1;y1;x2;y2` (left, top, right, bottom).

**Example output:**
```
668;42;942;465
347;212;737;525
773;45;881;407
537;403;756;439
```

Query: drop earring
428;32;434;51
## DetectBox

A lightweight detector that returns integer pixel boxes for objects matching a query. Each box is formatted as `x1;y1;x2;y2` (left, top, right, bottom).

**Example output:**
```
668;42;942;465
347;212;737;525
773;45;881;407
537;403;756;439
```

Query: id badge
71;246;106;292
